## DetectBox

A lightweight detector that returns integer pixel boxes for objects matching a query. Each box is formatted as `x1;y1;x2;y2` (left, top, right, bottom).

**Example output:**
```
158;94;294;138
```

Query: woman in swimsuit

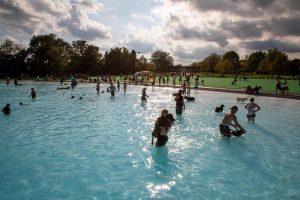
245;98;261;122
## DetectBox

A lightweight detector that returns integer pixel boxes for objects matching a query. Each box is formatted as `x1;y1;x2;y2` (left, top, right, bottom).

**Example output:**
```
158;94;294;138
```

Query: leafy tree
223;51;239;75
215;59;232;73
150;51;174;72
288;59;300;77
68;40;102;74
27;33;70;76
247;51;266;72
0;39;26;76
266;49;288;76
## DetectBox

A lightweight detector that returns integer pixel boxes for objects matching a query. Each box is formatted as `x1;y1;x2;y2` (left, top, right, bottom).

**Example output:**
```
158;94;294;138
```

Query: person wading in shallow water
141;88;149;102
219;106;246;137
175;90;185;115
152;110;175;147
29;88;36;99
245;98;261;123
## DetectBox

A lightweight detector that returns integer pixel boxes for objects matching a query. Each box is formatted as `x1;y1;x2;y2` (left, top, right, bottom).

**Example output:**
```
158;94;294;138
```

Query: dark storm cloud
244;39;300;53
170;25;228;47
221;20;263;39
262;16;300;37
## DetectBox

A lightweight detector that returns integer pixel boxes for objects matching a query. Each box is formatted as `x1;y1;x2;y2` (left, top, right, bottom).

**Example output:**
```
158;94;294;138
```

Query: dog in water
215;104;224;113
184;96;195;101
236;97;248;103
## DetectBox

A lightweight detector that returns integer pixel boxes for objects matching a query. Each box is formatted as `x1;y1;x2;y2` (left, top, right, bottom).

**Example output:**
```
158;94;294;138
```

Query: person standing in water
123;81;127;93
29;88;36;99
175;90;185;115
2;104;11;115
220;106;245;137
152;111;175;147
186;83;191;97
6;77;10;85
141;88;149;102
96;83;100;94
245;98;261;123
117;81;120;92
108;83;117;97
182;81;187;95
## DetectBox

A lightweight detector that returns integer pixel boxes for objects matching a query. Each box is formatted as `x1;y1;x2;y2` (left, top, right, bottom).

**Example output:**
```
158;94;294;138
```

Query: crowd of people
1;74;266;148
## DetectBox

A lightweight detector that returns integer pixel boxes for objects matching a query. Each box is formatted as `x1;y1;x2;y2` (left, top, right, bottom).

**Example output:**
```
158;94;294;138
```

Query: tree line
0;33;299;77
192;50;300;76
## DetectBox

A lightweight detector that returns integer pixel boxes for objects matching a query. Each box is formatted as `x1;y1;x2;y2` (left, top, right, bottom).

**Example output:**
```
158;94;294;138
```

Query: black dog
184;96;195;101
215;104;224;113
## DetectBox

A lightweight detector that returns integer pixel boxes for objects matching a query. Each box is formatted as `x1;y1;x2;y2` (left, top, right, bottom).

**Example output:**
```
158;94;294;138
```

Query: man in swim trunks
245;98;261;123
2;104;11;115
220;106;245;137
175;90;185;115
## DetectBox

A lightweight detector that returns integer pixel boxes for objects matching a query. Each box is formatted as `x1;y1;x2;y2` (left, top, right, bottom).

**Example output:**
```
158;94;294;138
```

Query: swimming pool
0;81;300;199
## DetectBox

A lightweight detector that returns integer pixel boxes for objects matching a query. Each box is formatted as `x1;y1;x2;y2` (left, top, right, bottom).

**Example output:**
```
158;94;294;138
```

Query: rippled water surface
0;81;300;199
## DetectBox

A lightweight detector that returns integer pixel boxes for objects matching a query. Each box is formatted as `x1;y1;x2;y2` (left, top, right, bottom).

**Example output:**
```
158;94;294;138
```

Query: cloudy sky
1;0;300;64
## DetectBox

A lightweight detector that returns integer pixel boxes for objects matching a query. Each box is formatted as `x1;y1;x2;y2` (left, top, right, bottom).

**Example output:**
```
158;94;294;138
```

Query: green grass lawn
108;76;300;94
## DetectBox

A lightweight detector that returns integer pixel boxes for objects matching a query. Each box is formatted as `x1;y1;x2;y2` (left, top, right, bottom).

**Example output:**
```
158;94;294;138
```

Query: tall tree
247;51;266;72
223;51;240;75
0;39;26;76
150;51;174;72
27;33;69;76
69;40;102;74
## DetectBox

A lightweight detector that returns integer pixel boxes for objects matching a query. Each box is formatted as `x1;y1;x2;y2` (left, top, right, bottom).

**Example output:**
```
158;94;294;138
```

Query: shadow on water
151;146;172;175
218;138;278;184
254;123;285;145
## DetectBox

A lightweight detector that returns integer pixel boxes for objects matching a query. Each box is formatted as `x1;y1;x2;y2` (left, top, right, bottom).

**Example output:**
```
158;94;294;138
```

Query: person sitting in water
184;96;195;101
2;104;11;115
175;90;185;114
141;88;149;102
152;111;175;147
220;106;246;137
29;88;36;99
245;98;261;123
215;104;224;113
107;83;117;97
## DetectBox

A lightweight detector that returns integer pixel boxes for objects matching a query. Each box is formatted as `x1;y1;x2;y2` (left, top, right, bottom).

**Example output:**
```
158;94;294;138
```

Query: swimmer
96;83;100;94
175;90;185;115
220;106;246;137
19;102;29;106
29;88;36;99
108;83;117;97
215;104;224;113
2;104;11;115
245;98;261;123
78;97;83;100
71;96;75;99
141;88;149;102
152;111;175;147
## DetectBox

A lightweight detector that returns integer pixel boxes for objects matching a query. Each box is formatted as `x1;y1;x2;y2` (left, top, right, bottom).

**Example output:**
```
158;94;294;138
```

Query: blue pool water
0;81;300;199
